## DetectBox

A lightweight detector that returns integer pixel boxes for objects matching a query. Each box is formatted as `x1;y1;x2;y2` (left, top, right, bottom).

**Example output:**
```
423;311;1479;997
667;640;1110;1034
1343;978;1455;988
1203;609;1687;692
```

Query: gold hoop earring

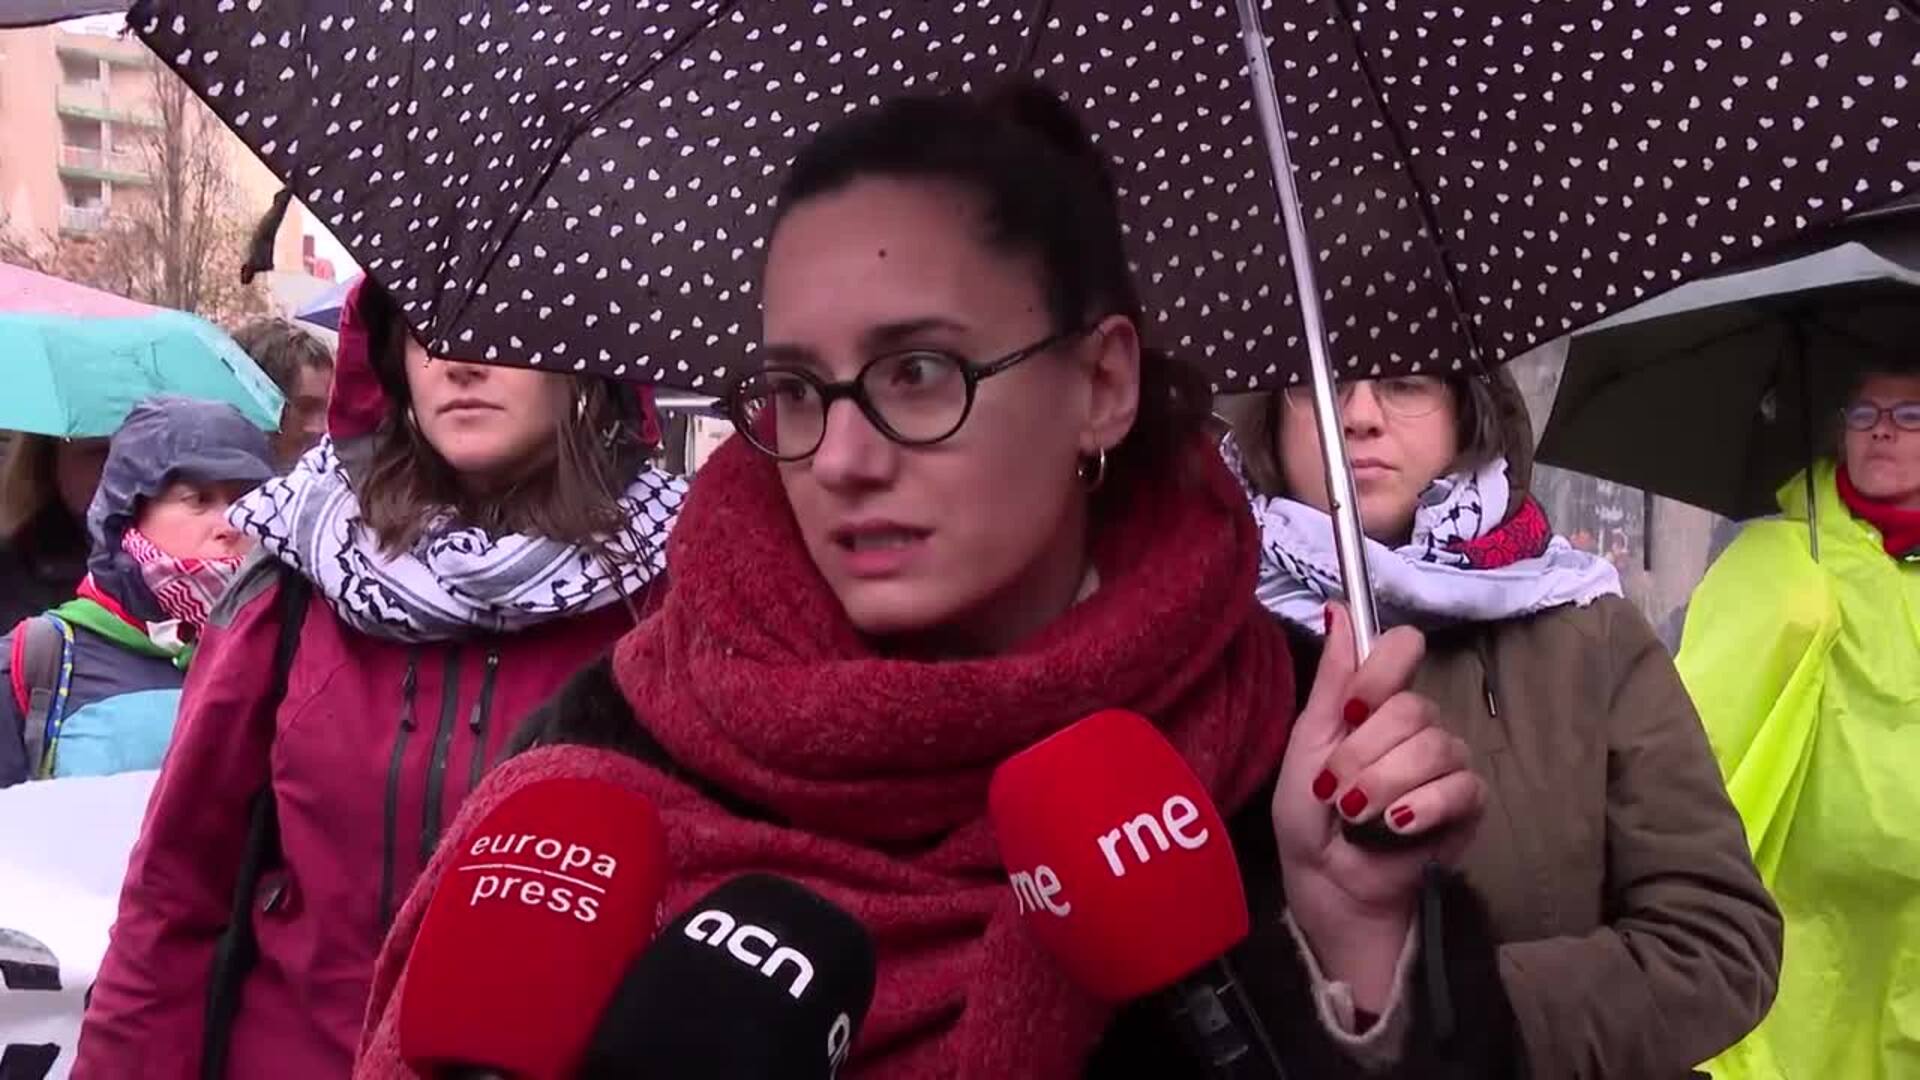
1077;447;1108;492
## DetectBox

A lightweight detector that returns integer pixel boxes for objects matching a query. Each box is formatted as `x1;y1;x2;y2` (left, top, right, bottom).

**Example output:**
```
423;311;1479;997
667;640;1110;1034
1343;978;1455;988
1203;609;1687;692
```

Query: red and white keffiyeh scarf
119;527;246;635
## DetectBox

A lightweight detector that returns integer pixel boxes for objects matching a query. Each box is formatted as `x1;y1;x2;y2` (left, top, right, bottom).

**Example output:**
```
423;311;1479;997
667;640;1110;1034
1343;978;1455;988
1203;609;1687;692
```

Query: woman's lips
831;523;932;578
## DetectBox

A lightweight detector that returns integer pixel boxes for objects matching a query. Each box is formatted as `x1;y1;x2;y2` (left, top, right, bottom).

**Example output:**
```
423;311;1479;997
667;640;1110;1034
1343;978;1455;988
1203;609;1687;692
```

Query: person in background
1679;358;1920;1080
0;433;110;628
0;397;272;786
1221;366;1780;1080
361;82;1508;1079
229;316;336;470
74;280;683;1080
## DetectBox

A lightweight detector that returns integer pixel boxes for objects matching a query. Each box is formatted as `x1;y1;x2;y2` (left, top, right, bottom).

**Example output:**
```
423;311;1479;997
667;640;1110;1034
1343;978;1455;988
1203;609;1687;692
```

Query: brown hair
1844;354;1920;401
1222;375;1507;499
349;283;651;557
229;316;334;396
0;434;57;544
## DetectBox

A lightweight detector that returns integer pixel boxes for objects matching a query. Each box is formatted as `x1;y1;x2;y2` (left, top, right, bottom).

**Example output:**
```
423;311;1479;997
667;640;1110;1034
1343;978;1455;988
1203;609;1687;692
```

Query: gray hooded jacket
2;395;274;785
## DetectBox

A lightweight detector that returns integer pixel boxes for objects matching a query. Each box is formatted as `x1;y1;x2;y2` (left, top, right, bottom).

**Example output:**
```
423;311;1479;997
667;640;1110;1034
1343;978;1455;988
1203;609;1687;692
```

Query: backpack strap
9;614;76;781
199;567;310;1080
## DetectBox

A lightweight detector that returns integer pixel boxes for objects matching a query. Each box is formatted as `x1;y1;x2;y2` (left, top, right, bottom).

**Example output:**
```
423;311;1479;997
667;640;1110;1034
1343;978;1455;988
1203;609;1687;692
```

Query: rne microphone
575;873;877;1080
989;709;1289;1080
395;775;670;1080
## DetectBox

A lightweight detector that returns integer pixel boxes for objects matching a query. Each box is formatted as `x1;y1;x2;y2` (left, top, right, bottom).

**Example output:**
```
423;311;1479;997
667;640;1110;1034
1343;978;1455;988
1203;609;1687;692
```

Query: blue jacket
0;612;186;784
0;395;273;787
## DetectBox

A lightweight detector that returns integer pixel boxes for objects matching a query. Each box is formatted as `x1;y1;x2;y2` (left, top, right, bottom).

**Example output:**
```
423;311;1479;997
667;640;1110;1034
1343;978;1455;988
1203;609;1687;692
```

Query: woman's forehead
1858;371;1920;400
762;178;1045;334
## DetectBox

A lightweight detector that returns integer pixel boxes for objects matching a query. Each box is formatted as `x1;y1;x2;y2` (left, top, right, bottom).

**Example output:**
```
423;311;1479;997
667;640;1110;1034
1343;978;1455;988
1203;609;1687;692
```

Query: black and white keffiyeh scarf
229;438;686;642
1219;434;1621;635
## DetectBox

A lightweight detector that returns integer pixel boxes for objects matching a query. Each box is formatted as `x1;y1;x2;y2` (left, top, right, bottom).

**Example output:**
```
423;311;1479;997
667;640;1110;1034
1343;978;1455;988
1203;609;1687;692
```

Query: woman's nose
809;398;895;490
1340;381;1387;434
442;359;487;384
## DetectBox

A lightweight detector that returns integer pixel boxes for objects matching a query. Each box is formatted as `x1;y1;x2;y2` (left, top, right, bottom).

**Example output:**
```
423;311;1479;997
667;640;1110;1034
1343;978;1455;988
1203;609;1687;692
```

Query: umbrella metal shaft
1232;0;1381;658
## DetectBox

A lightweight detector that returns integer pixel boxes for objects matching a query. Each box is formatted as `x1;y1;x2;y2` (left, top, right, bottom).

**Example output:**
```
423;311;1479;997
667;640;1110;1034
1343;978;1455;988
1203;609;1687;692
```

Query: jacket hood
87;395;276;621
1774;458;1888;556
325;278;664;475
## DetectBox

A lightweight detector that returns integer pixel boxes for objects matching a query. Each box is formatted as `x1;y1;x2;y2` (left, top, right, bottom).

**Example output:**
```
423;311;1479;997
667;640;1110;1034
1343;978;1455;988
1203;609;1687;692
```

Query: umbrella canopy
0;310;285;438
1537;238;1920;520
292;275;357;332
0;262;162;319
127;1;1920;391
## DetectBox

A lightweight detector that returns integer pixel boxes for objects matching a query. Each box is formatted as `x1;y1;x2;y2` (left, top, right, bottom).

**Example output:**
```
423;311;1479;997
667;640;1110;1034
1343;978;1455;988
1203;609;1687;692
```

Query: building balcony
56;36;153;68
55;86;158;127
59;145;150;184
60;205;109;234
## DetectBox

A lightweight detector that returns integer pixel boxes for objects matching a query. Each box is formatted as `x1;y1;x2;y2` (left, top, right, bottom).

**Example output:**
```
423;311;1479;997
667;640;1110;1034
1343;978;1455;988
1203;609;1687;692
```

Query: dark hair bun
981;79;1107;174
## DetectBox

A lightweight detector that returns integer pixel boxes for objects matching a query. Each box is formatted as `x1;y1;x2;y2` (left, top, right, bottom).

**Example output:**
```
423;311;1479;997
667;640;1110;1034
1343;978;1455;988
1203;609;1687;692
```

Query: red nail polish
1342;698;1370;728
1322;605;1334;634
1311;770;1338;802
1338;788;1369;818
1390;805;1416;831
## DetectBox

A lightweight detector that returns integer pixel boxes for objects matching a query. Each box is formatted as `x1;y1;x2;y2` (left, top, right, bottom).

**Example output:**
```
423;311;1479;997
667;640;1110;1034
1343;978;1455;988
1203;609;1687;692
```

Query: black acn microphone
575;874;878;1080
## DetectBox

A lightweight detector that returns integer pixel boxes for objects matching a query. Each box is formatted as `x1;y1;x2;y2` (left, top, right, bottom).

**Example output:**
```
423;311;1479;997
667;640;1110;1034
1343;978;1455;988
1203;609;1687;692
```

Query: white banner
0;771;157;1080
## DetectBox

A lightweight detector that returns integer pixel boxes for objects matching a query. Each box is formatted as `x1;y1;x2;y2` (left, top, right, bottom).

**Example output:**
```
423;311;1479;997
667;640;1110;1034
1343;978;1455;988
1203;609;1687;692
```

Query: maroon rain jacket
74;282;657;1079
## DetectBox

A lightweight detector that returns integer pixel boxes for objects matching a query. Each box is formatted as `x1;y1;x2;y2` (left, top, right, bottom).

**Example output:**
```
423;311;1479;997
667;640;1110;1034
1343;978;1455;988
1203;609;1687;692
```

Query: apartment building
0;20;303;270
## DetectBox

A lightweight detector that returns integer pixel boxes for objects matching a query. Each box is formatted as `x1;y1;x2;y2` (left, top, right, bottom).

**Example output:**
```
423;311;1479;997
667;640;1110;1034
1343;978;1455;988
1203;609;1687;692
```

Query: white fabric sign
0;771;157;1080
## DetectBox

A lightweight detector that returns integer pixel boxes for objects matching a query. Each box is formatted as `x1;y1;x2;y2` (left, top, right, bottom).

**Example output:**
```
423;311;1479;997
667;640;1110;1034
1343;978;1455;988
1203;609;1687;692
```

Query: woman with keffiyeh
364;82;1511;1079
74;280;684;1080
1221;368;1782;1078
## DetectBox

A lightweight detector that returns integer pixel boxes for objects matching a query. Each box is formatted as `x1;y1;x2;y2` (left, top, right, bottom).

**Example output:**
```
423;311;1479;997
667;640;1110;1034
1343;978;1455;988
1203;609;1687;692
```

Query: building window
59;56;100;88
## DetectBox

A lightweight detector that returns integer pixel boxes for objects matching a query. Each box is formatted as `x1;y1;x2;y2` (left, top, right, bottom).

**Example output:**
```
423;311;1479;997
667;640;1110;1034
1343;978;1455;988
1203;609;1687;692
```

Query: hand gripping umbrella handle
1234;0;1412;852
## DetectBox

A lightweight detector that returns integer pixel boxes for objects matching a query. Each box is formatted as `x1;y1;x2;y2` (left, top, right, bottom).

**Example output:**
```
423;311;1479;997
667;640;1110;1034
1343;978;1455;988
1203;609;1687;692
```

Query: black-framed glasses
726;327;1090;461
1281;374;1452;420
1844;401;1920;433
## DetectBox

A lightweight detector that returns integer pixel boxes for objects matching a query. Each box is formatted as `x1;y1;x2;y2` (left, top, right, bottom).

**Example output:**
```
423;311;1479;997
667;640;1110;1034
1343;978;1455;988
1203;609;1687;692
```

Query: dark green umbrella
1537;239;1920;545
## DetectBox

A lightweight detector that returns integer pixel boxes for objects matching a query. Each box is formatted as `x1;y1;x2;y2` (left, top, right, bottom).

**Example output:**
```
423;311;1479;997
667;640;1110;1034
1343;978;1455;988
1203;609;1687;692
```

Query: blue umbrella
0;310;284;438
293;277;356;332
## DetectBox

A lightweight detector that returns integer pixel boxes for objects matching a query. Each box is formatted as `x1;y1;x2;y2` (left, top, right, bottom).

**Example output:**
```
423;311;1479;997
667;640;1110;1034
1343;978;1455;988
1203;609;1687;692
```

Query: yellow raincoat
1678;460;1920;1080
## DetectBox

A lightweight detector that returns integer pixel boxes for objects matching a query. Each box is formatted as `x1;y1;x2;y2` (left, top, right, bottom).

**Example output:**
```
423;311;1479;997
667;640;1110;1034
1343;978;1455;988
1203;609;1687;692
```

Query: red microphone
396;774;670;1080
989;709;1287;1078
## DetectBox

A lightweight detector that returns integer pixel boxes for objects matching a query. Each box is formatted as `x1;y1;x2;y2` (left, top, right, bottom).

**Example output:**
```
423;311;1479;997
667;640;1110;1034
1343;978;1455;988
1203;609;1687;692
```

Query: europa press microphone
989;709;1290;1080
574;873;878;1080
394;773;671;1080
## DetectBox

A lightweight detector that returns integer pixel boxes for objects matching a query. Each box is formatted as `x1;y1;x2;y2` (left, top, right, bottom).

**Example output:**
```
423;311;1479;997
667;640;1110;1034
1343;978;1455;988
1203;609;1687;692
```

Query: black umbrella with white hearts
131;0;1920;656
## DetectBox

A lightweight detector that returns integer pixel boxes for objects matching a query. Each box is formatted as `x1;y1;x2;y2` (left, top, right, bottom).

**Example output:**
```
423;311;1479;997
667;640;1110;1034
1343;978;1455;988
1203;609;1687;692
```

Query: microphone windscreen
576;873;877;1080
397;775;669;1079
988;709;1249;1002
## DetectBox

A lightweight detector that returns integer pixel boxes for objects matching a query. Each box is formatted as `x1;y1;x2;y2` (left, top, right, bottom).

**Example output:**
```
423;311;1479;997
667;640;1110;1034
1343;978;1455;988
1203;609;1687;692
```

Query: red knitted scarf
1838;464;1920;559
607;436;1296;1077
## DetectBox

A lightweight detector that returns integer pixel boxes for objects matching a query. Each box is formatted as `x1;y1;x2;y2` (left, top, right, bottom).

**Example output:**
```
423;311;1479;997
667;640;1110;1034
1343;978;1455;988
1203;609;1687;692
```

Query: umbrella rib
1320;0;1484;369
446;0;751;342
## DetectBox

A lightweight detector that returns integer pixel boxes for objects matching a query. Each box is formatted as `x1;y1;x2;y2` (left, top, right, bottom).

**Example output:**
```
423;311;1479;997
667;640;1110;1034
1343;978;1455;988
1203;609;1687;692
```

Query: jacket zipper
419;647;465;866
465;649;501;793
379;650;420;927
1477;632;1501;719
